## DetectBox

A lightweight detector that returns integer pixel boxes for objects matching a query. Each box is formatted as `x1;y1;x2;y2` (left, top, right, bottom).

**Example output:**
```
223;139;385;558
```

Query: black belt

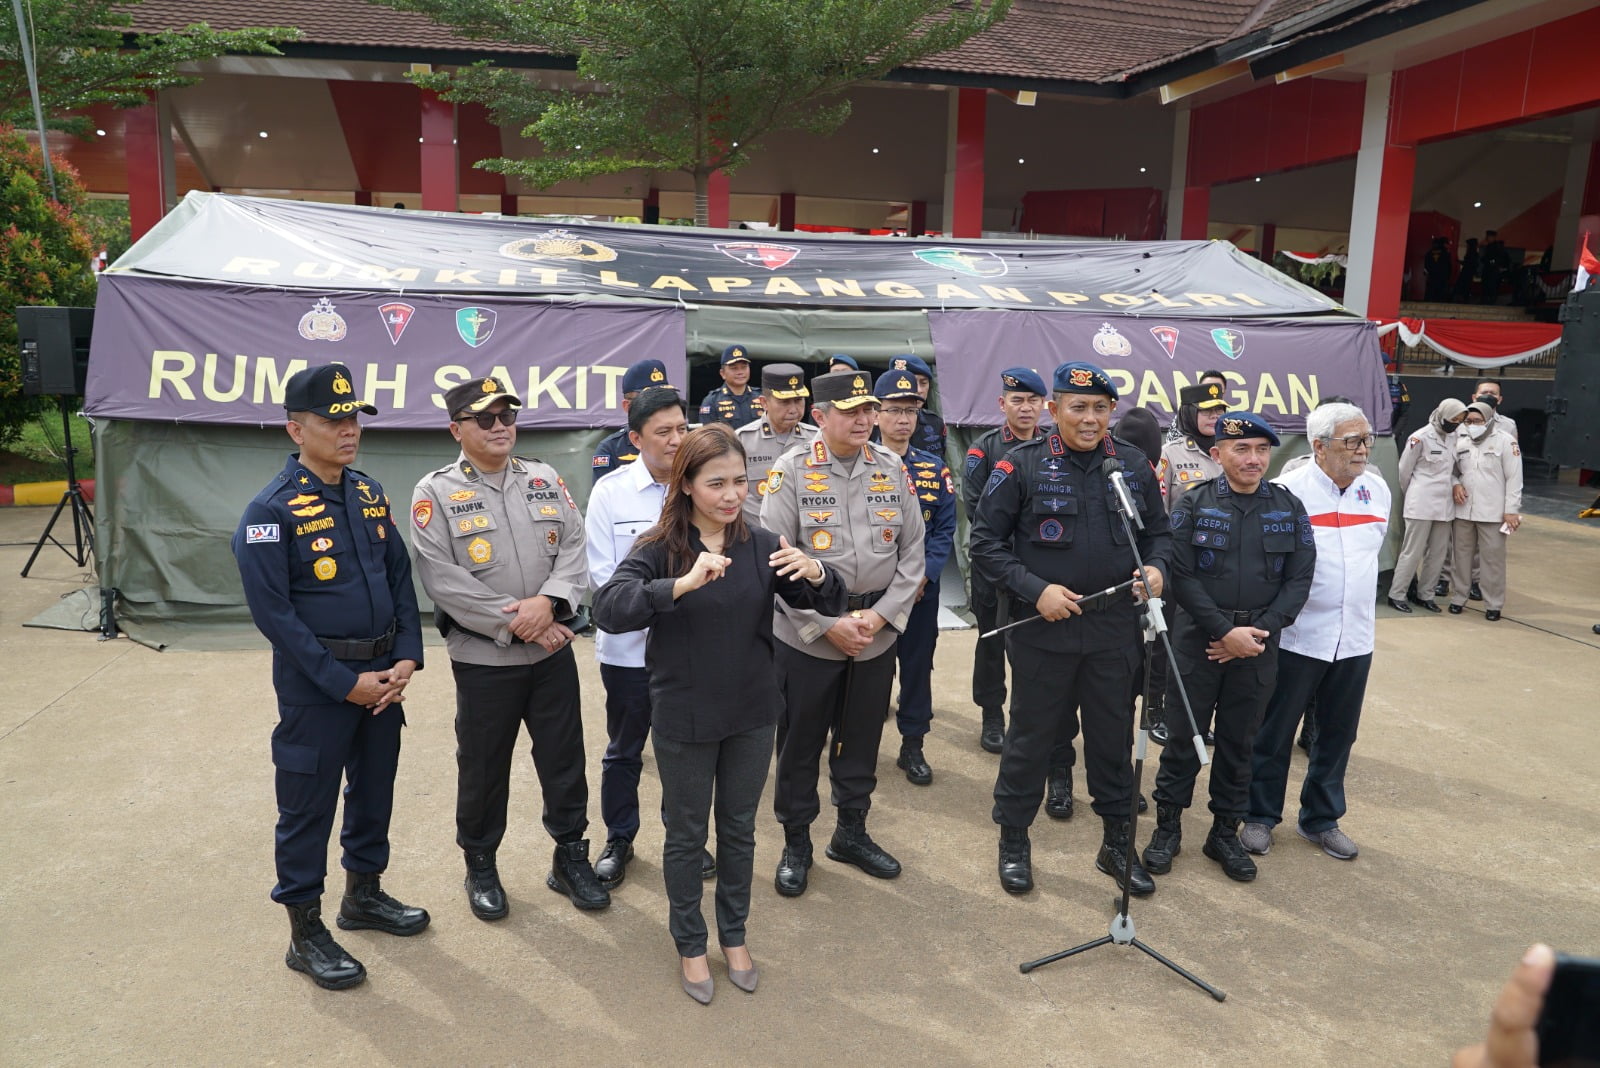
1231;610;1257;626
846;590;887;611
318;623;396;660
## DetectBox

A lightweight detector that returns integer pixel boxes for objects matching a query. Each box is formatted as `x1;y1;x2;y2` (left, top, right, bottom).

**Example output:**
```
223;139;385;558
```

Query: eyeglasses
879;407;921;418
1331;433;1375;450
457;410;518;429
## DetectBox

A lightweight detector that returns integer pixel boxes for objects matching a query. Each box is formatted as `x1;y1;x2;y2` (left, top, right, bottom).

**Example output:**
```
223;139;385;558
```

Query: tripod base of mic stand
1019;910;1226;1001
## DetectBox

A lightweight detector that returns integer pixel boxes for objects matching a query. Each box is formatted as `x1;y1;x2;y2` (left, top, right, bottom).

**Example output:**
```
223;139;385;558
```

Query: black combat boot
1044;765;1074;820
1202;816;1258;882
980;708;1005;754
1095;815;1155;896
896;736;933;785
285;900;366;990
1141;804;1184;874
775;825;813;897
547;840;612;910
826;807;902;879
464;851;508;921
337;871;430;936
998;826;1033;894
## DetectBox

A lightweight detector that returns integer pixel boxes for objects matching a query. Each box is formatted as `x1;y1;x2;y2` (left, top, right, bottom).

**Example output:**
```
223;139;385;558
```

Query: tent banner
930;311;1392;435
109;192;1346;316
84;275;687;429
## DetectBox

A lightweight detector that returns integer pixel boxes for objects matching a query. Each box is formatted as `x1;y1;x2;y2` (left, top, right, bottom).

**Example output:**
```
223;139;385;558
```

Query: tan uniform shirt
761;437;925;662
1452;428;1523;522
1157;436;1222;512
410;453;588;666
1397;424;1457;521
734;417;818;525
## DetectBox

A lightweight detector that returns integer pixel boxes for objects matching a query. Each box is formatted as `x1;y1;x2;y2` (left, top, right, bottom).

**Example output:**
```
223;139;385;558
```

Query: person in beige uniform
410;376;609;921
1448;400;1522;621
1157;382;1227;507
735;362;816;525
1387;398;1466;613
760;370;926;898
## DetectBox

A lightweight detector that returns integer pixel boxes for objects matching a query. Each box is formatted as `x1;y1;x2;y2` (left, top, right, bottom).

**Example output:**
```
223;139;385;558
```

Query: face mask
1466;424;1488;440
1475;394;1500;408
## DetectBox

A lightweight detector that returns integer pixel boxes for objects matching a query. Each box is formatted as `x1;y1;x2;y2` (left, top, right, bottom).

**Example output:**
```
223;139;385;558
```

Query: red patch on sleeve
995;459;1015;475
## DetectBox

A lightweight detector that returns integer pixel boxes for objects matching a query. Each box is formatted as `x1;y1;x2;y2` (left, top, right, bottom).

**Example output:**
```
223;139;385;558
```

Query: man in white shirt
585;387;691;890
1241;402;1389;863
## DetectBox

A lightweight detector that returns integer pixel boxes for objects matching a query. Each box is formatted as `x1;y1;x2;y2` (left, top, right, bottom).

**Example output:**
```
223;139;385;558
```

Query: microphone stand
1019;461;1225;1002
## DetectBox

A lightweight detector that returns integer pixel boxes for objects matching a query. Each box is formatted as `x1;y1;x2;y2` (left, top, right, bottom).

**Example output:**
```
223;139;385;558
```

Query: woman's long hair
634;423;751;575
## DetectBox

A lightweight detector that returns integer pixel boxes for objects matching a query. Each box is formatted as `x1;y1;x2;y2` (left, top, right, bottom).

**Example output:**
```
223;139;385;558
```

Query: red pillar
643;187;660;224
707;171;731;228
125;101;168;241
353;190;373;207
909;200;927;237
500;193;518;216
420;90;457;212
778;192;797;231
1260;222;1276;261
1363;144;1416;321
947;88;986;238
1180;187;1210;240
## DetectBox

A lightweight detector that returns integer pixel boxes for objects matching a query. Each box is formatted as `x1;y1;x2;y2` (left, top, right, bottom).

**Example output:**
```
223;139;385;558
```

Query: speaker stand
21;399;94;578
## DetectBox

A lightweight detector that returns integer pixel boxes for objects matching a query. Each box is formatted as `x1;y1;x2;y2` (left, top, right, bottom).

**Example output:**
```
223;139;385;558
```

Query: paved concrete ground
2;505;1597;1066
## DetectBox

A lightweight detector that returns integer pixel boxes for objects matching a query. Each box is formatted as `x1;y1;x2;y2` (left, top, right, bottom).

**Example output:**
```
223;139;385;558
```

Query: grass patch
10;408;96;481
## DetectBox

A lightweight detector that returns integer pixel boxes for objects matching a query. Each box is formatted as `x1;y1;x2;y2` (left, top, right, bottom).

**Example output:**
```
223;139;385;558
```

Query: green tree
2;1;299;136
0;126;94;445
381;0;1010;225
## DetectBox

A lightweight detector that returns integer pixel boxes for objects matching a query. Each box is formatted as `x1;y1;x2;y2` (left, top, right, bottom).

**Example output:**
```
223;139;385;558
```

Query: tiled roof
119;0;1425;87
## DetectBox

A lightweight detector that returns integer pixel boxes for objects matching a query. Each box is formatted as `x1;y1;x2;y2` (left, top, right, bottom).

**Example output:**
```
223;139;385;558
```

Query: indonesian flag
1578;232;1599;293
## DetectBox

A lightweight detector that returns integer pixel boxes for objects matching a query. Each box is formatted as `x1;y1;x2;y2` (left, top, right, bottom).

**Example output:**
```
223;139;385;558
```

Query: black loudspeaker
1548;290;1600;470
17;306;95;397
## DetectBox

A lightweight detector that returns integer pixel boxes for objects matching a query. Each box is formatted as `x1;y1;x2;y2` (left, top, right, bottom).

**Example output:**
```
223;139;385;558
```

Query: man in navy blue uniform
872;371;957;785
970;361;1170;898
1141;412;1315;884
698;344;764;426
885;354;947;458
232;363;428;991
591;358;677;483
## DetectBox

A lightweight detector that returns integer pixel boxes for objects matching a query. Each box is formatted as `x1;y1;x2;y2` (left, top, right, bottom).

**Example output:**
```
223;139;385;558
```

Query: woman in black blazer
593;425;843;1005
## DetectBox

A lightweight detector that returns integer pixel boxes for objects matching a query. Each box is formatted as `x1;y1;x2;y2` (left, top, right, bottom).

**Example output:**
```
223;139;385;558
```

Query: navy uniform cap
1000;366;1047;396
888;353;932;378
828;354;859;370
283;363;378;418
1052;361;1118;400
622;359;672;394
762;362;809;399
812;370;878;410
873;371;922;402
1213;411;1280;446
721;344;751;365
444;375;523;418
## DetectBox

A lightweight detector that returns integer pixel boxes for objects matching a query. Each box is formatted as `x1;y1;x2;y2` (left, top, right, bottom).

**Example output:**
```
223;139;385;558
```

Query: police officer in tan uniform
761;370;926;897
410;376;609;921
1157;382;1227;507
735;362;816;525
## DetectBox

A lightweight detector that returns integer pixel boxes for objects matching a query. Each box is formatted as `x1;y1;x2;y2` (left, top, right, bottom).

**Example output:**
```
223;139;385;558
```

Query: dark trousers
993;640;1138;826
895;581;940;738
452;650;588;854
1248;650;1372;833
1152;642;1278;821
652;723;775;957
970;587;1009;713
270;698;404;904
773;643;896;827
598;662;653;841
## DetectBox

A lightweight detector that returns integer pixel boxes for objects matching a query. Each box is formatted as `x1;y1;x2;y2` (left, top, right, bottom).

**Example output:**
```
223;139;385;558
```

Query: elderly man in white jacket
1241;402;1389;862
1448;401;1522;622
1386;398;1466;614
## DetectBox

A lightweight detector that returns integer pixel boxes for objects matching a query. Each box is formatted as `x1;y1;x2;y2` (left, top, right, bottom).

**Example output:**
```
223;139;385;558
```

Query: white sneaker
1239;822;1273;856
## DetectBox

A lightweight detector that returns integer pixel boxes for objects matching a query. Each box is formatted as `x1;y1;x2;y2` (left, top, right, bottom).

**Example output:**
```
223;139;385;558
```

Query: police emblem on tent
379;302;415;345
715;241;800;271
1092;323;1132;358
1149;325;1179;359
1210;328;1246;360
456;307;497;348
913;247;1007;278
297;298;347;342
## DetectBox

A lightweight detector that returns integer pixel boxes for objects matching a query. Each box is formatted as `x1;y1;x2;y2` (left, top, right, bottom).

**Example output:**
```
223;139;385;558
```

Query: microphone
1103;457;1144;530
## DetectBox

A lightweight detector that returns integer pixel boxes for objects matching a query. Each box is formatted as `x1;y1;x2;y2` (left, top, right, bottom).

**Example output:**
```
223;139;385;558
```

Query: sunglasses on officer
454;409;518;429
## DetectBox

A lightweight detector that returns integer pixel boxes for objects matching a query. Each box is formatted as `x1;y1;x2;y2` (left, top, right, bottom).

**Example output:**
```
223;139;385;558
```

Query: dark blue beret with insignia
1000;366;1047;396
889;353;932;378
1052;361;1117;399
1213;411;1280;446
829;353;859;370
